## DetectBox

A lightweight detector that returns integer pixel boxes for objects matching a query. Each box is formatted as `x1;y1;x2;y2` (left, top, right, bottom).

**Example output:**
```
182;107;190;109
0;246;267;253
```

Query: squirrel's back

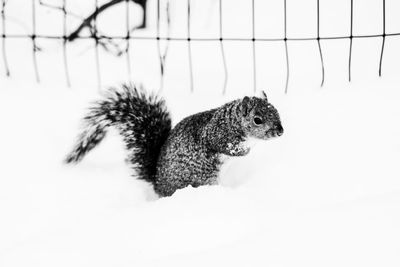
154;110;220;196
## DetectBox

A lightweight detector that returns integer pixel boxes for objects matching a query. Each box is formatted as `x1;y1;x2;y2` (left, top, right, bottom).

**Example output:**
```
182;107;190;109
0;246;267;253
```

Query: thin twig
67;0;146;42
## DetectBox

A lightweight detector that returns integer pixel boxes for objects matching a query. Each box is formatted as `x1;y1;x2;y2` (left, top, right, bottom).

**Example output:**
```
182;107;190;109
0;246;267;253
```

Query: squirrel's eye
253;117;263;125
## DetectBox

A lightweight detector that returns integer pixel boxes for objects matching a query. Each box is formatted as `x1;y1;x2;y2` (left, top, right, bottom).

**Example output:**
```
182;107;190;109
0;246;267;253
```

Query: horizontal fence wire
4;34;400;41
0;0;397;94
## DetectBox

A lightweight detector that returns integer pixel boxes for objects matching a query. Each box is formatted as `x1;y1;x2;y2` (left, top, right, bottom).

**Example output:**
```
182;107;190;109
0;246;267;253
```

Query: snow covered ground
1;77;400;267
1;0;400;266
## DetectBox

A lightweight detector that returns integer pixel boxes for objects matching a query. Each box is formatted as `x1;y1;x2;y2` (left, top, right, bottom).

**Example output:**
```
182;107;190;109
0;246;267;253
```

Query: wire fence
0;0;398;93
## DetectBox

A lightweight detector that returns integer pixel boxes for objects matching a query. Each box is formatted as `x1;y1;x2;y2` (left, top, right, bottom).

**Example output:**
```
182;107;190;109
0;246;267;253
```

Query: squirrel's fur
65;84;283;197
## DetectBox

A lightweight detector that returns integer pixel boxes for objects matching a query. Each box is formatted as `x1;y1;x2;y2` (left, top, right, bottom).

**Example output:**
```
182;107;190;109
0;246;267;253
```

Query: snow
1;78;400;267
1;0;400;266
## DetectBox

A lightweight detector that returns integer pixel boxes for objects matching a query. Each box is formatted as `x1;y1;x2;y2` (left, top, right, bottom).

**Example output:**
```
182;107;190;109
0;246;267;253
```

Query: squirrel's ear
241;96;251;117
261;90;268;102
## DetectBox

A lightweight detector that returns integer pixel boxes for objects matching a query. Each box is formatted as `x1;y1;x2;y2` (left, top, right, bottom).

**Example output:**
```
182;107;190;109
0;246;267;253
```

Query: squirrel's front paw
224;142;250;156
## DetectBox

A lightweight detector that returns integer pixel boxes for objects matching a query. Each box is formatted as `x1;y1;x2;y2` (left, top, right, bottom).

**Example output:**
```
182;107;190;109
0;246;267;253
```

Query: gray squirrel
65;84;284;197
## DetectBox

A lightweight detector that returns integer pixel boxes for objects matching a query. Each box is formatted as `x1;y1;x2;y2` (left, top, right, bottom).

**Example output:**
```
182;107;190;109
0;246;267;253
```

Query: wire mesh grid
0;0;397;93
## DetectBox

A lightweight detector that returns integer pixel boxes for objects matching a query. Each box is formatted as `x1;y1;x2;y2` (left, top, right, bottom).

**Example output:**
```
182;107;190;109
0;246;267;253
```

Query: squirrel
65;84;284;197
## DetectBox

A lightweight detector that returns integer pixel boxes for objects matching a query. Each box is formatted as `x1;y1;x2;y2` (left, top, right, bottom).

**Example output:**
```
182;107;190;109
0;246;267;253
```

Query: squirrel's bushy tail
65;84;172;183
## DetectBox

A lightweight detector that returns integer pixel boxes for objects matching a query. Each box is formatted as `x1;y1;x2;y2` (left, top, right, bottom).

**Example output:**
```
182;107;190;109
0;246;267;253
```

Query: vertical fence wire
1;0;9;76
156;0;164;90
94;0;101;90
163;0;171;84
379;0;386;77
32;0;40;82
283;0;289;94
125;0;132;81
187;0;193;92
62;0;71;87
348;0;353;82
219;0;228;94
251;0;256;93
316;0;325;87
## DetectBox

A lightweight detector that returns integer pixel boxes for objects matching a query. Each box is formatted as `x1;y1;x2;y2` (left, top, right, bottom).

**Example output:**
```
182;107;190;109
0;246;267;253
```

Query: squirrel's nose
275;124;284;136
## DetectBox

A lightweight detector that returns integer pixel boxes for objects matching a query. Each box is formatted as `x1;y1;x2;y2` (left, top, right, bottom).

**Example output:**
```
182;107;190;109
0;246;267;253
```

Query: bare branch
67;0;147;42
